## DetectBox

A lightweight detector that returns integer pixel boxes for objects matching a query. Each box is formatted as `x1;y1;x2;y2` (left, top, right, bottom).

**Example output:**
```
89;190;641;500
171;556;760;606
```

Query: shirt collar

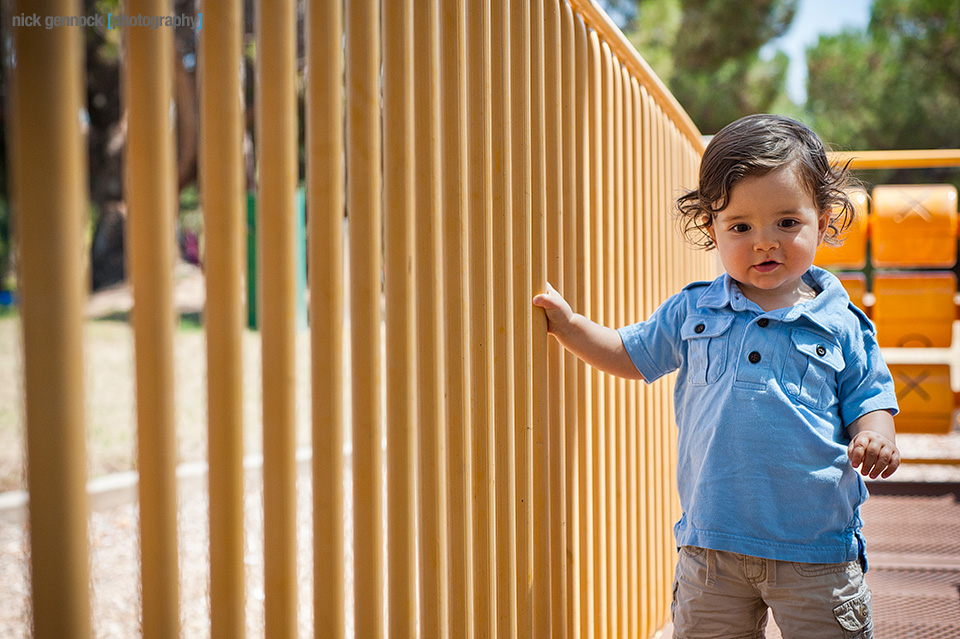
695;272;753;311
696;265;850;332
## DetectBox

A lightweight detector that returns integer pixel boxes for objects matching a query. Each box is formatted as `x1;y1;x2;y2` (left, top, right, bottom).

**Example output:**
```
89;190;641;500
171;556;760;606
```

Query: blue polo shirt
618;266;898;565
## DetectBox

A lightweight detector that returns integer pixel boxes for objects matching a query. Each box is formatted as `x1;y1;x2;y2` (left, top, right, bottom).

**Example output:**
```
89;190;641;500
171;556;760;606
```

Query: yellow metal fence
10;0;711;637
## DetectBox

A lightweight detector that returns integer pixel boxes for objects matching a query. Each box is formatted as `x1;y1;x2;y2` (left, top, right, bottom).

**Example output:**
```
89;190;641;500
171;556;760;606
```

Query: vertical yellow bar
256;0;299;634
200;1;246;636
665;123;676;297
560;6;582;638
636;86;647;637
612;56;627;639
590;34;607;639
636;83;651;639
509;2;533;635
621;65;639;639
666;114;678;628
440;2;475;635
12;1;91;636
667;119;679;627
542;1;566;634
347;0;384;634
384;0;417;635
415;1;451;635
645;99;659;630
601;41;617;639
529;0;552;635
640;87;659;633
491;0;519;636
467;1;497;635
308;0;345;635
576;20;595;639
307;0;350;633
661;119;672;634
654;107;669;628
123;2;180;636
631;77;650;639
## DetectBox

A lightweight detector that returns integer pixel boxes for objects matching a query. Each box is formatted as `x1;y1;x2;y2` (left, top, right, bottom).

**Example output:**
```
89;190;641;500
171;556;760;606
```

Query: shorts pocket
681;316;733;385
834;586;872;637
781;328;844;409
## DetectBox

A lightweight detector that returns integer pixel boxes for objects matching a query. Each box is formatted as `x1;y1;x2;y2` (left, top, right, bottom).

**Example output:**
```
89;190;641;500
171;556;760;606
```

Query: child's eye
731;223;750;233
780;219;799;229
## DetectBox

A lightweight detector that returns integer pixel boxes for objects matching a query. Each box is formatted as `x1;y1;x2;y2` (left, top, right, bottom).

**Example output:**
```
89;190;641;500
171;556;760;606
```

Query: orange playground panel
872;272;956;348
888;364;956;434
871;184;959;268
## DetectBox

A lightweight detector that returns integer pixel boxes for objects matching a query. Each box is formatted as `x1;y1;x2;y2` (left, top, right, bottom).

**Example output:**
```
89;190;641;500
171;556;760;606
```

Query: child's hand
848;430;900;479
533;282;574;337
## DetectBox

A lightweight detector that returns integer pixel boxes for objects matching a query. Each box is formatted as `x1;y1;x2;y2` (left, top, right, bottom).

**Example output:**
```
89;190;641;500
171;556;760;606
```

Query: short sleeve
617;291;687;383
837;320;899;427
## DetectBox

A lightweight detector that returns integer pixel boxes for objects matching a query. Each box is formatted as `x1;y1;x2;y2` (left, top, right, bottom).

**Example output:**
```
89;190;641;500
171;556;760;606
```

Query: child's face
705;163;830;308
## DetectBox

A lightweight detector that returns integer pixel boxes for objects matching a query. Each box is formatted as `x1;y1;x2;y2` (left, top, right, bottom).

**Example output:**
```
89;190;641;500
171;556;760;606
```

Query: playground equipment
815;173;960;437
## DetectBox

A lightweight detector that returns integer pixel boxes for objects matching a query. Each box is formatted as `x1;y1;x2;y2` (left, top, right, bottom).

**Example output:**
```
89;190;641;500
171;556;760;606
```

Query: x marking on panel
893;190;933;223
895;369;931;402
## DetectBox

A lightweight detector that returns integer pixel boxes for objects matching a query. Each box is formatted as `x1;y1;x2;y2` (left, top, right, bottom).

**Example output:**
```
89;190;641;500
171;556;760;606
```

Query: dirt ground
0;262;354;638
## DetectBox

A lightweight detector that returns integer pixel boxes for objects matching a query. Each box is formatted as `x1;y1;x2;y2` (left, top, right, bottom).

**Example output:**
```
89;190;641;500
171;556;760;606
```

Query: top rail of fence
829;149;960;170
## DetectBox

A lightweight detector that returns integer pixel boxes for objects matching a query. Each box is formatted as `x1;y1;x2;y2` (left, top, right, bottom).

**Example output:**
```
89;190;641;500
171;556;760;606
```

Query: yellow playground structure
814;176;960;436
5;0;960;637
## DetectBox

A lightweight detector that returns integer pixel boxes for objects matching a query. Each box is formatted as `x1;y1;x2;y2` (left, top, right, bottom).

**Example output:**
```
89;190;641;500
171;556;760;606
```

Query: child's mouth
754;261;779;273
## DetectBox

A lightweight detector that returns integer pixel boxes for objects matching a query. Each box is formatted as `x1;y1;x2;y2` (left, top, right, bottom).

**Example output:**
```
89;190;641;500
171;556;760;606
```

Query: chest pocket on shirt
782;328;845;409
681;315;733;385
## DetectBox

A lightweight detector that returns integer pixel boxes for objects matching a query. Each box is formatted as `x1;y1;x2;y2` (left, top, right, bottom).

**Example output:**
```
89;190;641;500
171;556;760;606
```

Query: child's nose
754;233;778;251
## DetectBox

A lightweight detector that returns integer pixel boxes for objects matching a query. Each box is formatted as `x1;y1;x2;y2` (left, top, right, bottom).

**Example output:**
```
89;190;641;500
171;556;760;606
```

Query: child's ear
702;213;717;245
816;210;831;244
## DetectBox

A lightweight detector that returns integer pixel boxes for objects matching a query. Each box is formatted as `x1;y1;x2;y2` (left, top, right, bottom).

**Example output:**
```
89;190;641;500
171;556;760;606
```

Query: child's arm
846;410;900;479
533;283;643;380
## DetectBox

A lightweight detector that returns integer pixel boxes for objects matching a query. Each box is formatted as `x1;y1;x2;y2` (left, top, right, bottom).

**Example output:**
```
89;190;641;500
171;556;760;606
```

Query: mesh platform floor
861;482;960;638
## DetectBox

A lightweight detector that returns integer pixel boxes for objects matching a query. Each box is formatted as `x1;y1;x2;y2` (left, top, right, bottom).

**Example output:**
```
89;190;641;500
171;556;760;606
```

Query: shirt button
694;323;705;334
757;318;769;328
748;351;761;364
816;344;826;357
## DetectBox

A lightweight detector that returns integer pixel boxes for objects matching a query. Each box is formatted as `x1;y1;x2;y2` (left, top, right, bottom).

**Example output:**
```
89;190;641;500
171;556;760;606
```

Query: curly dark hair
676;114;857;250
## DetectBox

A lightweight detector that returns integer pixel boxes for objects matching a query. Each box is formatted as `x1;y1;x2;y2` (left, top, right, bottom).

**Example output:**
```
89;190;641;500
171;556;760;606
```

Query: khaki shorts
672;546;873;639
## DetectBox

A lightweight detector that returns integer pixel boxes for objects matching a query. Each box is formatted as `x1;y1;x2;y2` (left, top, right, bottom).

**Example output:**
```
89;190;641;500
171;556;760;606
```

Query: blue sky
766;0;873;103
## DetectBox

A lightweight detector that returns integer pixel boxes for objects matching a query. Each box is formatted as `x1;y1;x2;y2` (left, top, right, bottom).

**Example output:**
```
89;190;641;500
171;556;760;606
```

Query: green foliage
627;0;682;81
672;0;796;72
91;0;121;59
671;50;793;134
806;0;960;152
627;0;798;134
178;312;204;332
179;184;203;243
